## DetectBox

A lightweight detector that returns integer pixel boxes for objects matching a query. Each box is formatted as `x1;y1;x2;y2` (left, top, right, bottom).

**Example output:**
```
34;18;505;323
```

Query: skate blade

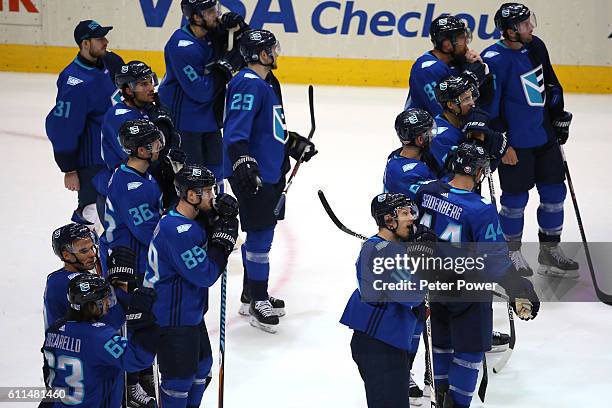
409;396;423;407
537;265;579;279
487;344;509;353
249;316;278;333
238;303;250;316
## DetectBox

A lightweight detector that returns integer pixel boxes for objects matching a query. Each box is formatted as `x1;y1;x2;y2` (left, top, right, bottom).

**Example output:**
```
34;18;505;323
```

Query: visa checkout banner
0;0;610;92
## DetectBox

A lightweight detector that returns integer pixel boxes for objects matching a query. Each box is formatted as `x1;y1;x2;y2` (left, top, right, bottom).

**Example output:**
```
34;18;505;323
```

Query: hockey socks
447;351;484;407
161;356;212;408
242;227;275;300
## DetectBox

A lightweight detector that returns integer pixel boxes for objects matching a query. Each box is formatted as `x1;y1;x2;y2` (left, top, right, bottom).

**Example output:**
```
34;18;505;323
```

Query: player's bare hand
64;171;80;191
501;146;518;165
465;49;483;64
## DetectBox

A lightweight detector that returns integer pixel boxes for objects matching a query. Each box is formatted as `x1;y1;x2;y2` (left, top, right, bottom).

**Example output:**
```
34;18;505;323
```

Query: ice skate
249;300;279;333
538;243;579;279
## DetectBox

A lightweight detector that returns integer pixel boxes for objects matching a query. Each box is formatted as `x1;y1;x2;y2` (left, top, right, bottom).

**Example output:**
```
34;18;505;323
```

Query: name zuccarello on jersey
45;332;81;353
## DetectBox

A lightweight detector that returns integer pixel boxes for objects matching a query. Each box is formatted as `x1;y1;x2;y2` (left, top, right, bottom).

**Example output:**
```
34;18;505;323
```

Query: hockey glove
232;155;262;197
106;246;137;290
166;148;187;174
210;216;239;256
288;131;318;162
552;111;572;145
126;287;157;331
220;11;248;32
213;193;239;218
462;62;488;86
499;273;540;320
409;224;438;244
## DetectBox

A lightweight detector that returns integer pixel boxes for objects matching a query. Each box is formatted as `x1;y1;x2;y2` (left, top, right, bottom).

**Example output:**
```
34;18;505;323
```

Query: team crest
520;65;546;107
273;105;287;143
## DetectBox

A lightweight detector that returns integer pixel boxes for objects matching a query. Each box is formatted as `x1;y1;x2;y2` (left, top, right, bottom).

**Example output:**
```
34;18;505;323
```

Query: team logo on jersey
79;282;90;292
178;40;194;47
177;224;192;234
127;182;143;191
66;76;83;86
273;105;287;144
421;60;437;69
402;163;418;172
520;64;546;107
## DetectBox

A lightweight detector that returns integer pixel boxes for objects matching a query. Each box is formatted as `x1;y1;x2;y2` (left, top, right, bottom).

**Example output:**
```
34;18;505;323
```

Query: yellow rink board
1;44;610;94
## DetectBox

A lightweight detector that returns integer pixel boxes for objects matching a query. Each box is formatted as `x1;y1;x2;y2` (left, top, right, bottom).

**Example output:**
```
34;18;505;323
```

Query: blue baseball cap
74;20;113;44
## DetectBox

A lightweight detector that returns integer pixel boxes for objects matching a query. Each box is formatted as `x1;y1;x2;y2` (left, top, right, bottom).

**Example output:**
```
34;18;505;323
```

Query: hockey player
340;193;435;408
96;60;184;216
223;29;317;332
45;20;124;230
44;223;100;330
143;164;238;408
101;119;164;276
384;108;440;199
412;143;540;407
404;16;491;116
159;0;249;189
41;273;158;407
481;3;578;278
432;75;508;170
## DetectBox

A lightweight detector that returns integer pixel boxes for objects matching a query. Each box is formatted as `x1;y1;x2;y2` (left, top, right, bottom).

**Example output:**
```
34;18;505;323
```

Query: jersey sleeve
472;202;512;280
45;75;89;172
166;43;216;104
115;182;161;246
43;278;68;330
480;49;508;133
91;326;155;373
530;36;565;116
101;113;128;170
223;78;264;159
407;61;446;116
163;223;223;288
384;161;436;200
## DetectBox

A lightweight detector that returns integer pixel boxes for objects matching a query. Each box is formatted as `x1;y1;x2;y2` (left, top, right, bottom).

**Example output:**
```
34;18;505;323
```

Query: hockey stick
560;146;611;305
273;85;316;217
484;169;517;374
218;269;227;408
317;189;437;407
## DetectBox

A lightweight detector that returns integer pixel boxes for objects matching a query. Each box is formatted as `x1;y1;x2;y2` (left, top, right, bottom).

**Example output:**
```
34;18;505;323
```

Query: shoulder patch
178;40;193;47
127;182;143;191
374;241;390;251
441;192;449;198
92;322;106;327
66;76;84;86
436;126;448;134
59;325;66;331
176;224;192;234
68;272;81;280
481;196;492;205
115;108;131;116
244;73;259;79
402;163;419;172
483;51;500;59
421;60;437;69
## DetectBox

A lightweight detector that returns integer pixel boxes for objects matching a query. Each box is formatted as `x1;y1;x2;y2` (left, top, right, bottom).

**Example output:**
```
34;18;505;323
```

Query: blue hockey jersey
93;102;145;196
413;180;512;280
42;318;154;407
158;25;218;133
404;52;458;116
223;68;288;184
45;55;116;172
101;164;162;276
144;210;224;327
430;115;466;169
340;235;423;351
481;36;556;148
383;148;437;200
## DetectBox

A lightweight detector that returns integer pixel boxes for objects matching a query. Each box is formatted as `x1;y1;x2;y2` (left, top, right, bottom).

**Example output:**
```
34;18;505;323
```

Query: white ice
1;71;611;407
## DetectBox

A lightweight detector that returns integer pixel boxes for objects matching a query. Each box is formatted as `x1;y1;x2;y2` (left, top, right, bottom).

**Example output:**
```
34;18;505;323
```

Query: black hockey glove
552;111;572;145
220;12;248;31
232;155;262;197
463;108;508;160
210;216;239;257
288;131;318;162
166;148;187;174
126;287;157;331
462;62;488;86
206;58;235;85
409;224;438;243
106;246;137;290
499;273;540;320
213;193;239;218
